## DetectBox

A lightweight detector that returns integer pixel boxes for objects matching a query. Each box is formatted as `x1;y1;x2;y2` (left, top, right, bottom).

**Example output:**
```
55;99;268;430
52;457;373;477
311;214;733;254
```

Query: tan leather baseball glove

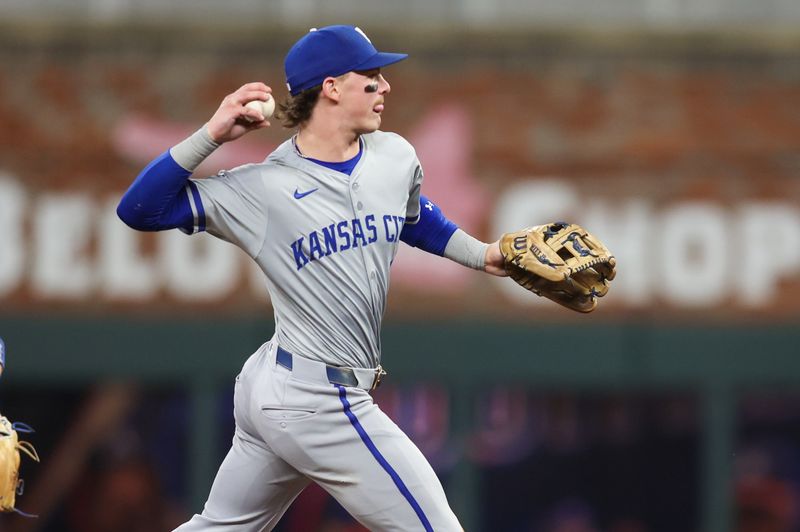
499;222;617;313
0;415;39;515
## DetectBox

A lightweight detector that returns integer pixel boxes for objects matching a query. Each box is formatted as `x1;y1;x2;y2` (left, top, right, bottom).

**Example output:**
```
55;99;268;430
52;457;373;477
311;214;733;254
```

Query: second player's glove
0;415;39;515
499;222;616;313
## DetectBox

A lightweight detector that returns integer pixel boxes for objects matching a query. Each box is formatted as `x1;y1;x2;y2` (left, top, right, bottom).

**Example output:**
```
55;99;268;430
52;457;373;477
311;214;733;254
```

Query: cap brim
353;52;408;72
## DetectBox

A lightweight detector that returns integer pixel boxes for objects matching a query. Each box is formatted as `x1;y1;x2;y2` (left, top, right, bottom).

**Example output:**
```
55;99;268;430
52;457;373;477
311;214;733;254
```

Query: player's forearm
116;127;218;231
169;125;220;172
443;229;490;271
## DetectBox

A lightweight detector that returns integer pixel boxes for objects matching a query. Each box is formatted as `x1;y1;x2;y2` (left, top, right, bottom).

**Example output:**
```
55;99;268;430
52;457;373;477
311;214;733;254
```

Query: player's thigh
174;430;309;532
309;388;462;532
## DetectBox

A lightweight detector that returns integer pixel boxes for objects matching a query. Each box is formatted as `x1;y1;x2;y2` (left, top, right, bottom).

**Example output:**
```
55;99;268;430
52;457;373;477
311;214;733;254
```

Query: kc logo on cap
353;27;372;44
284;25;407;96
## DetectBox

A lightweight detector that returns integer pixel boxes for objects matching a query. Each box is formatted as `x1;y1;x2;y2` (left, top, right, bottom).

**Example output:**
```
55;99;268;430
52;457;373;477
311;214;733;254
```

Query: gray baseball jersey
175;130;463;532
189;131;421;369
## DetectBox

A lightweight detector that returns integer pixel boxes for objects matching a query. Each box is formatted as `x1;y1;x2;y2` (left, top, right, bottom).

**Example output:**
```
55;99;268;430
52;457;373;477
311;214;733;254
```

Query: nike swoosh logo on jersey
294;187;318;200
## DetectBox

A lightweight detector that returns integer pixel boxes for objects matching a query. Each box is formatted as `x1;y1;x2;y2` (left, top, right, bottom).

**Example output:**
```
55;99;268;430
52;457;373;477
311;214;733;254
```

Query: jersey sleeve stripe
184;183;199;233
186;181;207;233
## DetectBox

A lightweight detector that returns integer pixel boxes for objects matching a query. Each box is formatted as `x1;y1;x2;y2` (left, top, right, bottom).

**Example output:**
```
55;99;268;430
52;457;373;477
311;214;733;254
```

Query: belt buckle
371;365;387;391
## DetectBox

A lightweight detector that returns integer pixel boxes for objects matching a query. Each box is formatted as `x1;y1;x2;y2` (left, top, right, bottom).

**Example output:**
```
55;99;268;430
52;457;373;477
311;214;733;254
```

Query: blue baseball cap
285;25;408;96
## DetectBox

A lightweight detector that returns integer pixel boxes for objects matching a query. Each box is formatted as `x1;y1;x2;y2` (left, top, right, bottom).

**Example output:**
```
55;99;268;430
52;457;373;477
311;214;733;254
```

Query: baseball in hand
244;95;275;120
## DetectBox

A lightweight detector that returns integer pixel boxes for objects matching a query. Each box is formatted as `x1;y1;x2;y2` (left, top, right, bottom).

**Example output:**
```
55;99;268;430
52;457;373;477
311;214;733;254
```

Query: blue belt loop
276;346;294;370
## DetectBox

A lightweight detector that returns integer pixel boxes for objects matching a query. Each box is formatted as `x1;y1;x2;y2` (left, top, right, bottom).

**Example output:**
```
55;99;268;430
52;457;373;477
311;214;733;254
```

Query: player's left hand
499;222;616;312
484;241;508;277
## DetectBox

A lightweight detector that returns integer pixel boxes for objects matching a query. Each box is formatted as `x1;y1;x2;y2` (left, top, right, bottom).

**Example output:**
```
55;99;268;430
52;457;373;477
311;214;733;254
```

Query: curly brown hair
277;85;322;129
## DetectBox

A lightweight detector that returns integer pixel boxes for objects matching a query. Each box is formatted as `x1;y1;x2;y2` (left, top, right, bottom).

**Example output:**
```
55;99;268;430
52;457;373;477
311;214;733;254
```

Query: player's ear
321;76;341;102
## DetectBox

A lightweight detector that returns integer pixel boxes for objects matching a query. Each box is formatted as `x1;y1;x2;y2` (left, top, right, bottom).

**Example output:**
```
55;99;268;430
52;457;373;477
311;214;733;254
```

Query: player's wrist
170;125;221;173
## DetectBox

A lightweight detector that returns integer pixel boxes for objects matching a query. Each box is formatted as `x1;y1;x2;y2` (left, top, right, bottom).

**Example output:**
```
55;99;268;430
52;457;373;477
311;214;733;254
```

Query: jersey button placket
352;180;362;210
348;170;377;333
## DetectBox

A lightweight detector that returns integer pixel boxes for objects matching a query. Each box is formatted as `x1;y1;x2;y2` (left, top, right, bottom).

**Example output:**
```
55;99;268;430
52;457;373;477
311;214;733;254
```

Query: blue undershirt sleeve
116;151;196;233
399;195;458;256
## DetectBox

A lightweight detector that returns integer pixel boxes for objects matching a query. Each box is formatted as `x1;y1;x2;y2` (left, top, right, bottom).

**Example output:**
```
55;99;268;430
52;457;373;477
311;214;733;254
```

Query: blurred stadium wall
0;1;799;531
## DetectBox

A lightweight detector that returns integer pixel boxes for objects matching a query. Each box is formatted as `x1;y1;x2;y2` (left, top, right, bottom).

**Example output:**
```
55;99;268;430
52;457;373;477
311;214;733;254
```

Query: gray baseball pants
174;341;462;531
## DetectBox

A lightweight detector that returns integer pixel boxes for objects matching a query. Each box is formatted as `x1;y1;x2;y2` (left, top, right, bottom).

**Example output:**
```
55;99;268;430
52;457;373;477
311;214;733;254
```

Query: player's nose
378;74;391;94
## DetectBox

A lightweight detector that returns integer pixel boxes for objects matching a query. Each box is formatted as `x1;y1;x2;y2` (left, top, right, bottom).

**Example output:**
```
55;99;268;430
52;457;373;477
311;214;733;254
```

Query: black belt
276;347;386;390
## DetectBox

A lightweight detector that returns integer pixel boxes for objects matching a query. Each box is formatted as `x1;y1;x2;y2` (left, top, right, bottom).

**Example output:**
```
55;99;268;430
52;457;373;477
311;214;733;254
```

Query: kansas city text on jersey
291;214;406;270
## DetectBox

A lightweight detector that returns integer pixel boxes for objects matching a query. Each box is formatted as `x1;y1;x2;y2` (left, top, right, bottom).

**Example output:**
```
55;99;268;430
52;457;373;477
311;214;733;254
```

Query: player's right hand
206;82;272;143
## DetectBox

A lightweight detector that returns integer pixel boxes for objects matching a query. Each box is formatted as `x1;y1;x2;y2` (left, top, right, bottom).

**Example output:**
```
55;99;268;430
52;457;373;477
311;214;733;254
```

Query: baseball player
118;25;507;531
